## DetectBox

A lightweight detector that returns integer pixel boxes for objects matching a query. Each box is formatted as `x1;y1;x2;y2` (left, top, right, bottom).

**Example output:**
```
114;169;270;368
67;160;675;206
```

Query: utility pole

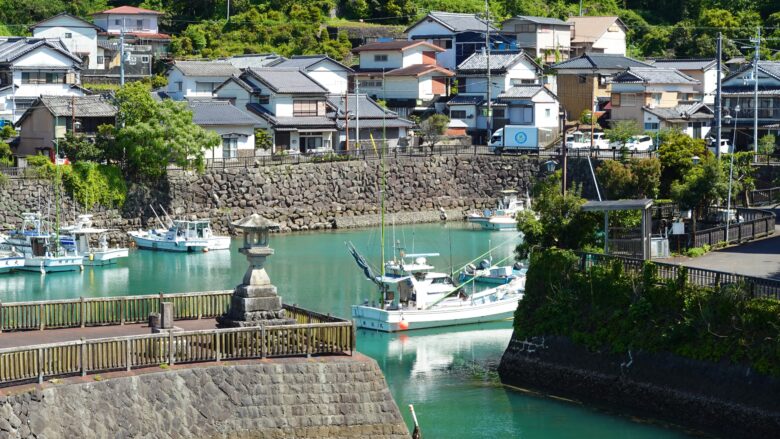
715;32;722;161
227;0;231;21
355;81;360;150
751;26;760;161
484;0;492;146
71;95;76;135
119;18;125;86
561;110;567;197
344;91;349;151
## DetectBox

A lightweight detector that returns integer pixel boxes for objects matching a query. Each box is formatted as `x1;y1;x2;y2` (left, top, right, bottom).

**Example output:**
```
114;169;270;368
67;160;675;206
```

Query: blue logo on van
514;131;528;144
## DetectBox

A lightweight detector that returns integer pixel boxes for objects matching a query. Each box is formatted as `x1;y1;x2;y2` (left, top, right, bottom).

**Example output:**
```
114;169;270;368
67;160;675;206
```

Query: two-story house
448;51;541;141
0;38;85;125
721;61;780;148
610;67;711;139
352;40;454;117
30;13;101;69
268;55;353;94
214;68;336;153
551;53;651;120
648;59;720;104
497;84;561;145
92;6;170;58
166;60;241;101
14;95;116;158
326;94;414;149
500;16;572;64
405;11;514;71
188;100;261;160
567;16;627;57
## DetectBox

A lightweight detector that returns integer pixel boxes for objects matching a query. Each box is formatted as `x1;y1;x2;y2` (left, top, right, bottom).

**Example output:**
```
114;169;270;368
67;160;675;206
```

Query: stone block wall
0;356;409;439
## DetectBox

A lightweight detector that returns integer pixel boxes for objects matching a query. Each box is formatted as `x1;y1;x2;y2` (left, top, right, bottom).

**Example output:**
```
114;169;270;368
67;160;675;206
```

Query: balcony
723;106;780;120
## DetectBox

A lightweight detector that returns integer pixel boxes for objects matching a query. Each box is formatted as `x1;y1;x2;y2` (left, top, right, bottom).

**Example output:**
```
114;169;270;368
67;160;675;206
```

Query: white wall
406;20;457;70
359;51;403;70
306;66;348;94
32;17;98;69
203;124;255;159
382;77;421;100
592;26;626;56
448;104;477;128
701;68;718;104
93;13;159;35
166;67;232;100
214;80;252;109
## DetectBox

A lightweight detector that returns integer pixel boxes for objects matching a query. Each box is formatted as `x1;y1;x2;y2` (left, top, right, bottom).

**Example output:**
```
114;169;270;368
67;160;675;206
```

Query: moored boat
128;219;230;252
60;214;129;266
459;260;527;285
467;190;529;231
3;213;83;274
0;246;24;274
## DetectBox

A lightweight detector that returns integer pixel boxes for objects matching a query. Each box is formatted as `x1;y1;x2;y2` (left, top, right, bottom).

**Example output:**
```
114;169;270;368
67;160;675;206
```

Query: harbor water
0;223;693;438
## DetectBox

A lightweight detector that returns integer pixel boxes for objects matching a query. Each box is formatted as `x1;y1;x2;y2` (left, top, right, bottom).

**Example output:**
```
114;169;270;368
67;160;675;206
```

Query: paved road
667;207;780;279
0;319;217;349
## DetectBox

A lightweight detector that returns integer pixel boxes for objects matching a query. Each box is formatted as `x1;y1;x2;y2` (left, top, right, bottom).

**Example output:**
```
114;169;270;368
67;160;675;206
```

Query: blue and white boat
459;260;527;285
60;214;128;266
466;190;530;231
0;235;24;274
2;213;83;274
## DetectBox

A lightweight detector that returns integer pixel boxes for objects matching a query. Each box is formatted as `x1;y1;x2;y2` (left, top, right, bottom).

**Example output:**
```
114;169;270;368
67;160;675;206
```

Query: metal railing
691;207;775;248
579;252;780;300
749;187;780;206
0;322;354;386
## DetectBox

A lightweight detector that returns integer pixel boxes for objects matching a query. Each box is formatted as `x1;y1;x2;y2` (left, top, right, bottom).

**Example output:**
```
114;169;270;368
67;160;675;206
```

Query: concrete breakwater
498;334;780;438
0;355;408;439
0;155;540;244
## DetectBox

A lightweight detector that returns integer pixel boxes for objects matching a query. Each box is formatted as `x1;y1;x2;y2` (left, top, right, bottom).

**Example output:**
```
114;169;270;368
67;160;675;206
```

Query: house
80;39;154;83
91;6;170;58
214;68;337;153
648;59;720;104
188;100;260;160
550;53;652;120
166;60;241;101
500;16;572;64
405;11;514;71
268;55;353;94
326;94;414;149
29;13;101;69
14;95;116;158
609;67;709;138
352;40;454;117
0;38;86;125
721;61;780;148
496;84;561;145
225;54;285;69
449;51;542;142
567;16;628;57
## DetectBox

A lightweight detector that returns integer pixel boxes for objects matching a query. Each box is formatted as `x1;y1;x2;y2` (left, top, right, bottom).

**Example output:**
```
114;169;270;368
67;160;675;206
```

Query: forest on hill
0;0;778;61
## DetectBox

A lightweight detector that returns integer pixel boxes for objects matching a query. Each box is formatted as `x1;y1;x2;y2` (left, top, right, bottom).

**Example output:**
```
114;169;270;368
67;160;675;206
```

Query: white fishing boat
0;242;24;274
60;215;128;266
2;213;83;274
467;190;529;231
459;260;527;285
128;219;230;252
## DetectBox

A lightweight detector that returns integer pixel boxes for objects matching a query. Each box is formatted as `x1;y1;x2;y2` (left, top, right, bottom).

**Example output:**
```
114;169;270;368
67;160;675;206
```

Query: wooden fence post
168;330;175;366
260;326;266;359
125;339;131;372
80;337;87;376
39;303;44;331
215;332;221;362
120;297;125;326
80;297;86;328
37;348;43;384
307;326;312;358
0;301;3;333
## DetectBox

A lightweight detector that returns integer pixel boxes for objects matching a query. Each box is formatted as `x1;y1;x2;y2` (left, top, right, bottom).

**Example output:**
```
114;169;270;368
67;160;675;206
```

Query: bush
685;244;711;257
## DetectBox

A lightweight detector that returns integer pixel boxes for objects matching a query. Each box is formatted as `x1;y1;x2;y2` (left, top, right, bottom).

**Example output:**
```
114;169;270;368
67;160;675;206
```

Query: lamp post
724;105;739;243
559;109;567;196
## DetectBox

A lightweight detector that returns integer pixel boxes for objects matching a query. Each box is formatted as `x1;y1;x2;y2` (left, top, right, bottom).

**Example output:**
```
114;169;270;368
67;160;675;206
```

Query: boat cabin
170;220;214;240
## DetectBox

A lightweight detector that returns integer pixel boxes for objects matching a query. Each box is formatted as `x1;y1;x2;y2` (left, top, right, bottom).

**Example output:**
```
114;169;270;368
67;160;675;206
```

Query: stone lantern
218;214;295;327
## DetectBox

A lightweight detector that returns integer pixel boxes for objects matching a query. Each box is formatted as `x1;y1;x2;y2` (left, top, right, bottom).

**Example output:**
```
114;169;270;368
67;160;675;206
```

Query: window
450;110;467;119
222;137;238;159
21;71;65;84
96;56;104;64
545;108;551;118
141;55;150;63
255;95;270;105
136;19;144;30
195;82;217;93
430;38;452;49
300;135;323;153
64;33;72;39
612;93;621;107
128;56;137;65
517;24;536;33
114;19;121;25
644;122;659;130
175;81;182;92
493;108;505;118
650;93;662;105
622;93;639;107
513;106;533;124
293;100;320;116
510;78;537;86
373;54;388;62
358;80;383;88
457;78;467;93
577;75;587;84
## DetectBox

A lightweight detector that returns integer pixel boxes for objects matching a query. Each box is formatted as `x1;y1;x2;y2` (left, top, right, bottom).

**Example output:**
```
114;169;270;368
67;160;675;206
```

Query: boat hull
467;216;517;231
129;234;205;252
20;256;83;273
459;274;514;285
351;297;520;332
83;248;129;266
0;257;24;274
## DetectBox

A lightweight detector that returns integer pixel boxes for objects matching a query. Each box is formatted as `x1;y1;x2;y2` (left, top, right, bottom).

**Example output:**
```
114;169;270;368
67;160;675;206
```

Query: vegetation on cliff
514;248;780;377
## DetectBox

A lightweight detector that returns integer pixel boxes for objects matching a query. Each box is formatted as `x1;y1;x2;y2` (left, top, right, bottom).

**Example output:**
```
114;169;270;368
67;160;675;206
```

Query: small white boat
459;260;527;285
60;215;128;266
467;190;529;231
3;213;83;274
128;219;230;252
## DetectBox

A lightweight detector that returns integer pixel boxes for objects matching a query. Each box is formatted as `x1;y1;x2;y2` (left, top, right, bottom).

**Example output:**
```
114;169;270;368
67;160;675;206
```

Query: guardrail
691;207;775;248
0;322;355;386
749;187;780;206
579;252;780;300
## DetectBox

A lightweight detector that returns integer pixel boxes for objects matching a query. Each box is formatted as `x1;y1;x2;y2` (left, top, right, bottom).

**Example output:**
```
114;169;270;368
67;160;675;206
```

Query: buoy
203;247;209;253
89;253;94;261
398;319;409;330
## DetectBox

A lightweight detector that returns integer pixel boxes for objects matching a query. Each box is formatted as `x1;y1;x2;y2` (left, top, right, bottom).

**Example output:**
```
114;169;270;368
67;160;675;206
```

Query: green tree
605;120;641;148
758;134;776;161
418;114;450;148
60;133;103;163
657;130;708;197
596;158;661;199
671;155;727;234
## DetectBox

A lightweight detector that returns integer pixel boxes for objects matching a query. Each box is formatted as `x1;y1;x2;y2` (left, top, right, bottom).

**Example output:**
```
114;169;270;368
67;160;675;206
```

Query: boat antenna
158;205;174;228
370;133;386;308
449;226;453;278
149;205;166;229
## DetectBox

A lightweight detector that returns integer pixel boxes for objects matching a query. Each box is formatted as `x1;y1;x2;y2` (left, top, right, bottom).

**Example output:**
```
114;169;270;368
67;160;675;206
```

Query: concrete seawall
0;355;408;439
498;334;780;438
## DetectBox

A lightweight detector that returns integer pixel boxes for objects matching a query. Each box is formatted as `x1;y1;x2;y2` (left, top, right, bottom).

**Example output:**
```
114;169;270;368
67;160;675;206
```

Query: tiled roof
407;11;497;33
226;54;285;69
336;118;413;129
29;12;101;30
97;40;117;51
172;60;240;77
326;94;397;119
551;53;652;70
724;60;780;83
0;37;82;65
647;59;717;71
270;55;353;72
384;65;454;77
498;85;549;99
507;16;571;26
644;103;713;121
567;16;624;43
244;68;328;94
93;6;163;15
40;95;117;117
352;40;444;53
447;95;484;105
245;103;335;128
189;100;260;126
457;51;536;73
612;67;699;84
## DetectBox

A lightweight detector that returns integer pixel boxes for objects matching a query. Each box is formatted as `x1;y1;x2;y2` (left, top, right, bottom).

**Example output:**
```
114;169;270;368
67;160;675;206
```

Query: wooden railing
0;322;355;386
579;252;780;300
749;187;780;206
691;208;775;248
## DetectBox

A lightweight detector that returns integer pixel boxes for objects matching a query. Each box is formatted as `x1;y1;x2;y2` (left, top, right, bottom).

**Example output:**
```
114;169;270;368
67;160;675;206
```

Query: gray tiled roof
40;95;117;117
189;100;260;126
508;16;571;26
644;103;713;121
612;67;699;84
447;95;484;105
457;51;535;73
722;61;780;85
648;59;717;71
336;118;413;129
0;37;82;64
225;54;285;69
498;85;549;99
326;94;397;119
407;11;497;33
244;68;328;94
173;60;240;77
551;53;652;70
270;55;352;72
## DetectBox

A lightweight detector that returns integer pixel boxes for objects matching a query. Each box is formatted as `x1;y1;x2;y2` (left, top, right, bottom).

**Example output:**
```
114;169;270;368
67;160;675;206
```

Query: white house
92;6;170;57
352;40;454;116
0;38;85;125
326;94;414;149
648;59;720;104
501;16;572;63
567;16;627;57
642;103;713;140
166;60;241;101
189;100;260;159
497;84;561;145
268;55;352;94
30;13;100;69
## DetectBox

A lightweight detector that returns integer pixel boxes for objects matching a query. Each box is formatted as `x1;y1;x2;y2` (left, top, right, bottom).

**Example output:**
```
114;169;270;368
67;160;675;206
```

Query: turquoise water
0;224;692;438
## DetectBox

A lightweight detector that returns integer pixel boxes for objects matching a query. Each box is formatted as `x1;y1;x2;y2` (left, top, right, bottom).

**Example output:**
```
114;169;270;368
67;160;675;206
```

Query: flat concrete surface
666;207;780;279
0;319;218;349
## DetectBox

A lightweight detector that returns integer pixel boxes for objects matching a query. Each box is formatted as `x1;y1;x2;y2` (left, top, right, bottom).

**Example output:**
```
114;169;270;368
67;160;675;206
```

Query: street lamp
725;104;740;243
559;109;567;196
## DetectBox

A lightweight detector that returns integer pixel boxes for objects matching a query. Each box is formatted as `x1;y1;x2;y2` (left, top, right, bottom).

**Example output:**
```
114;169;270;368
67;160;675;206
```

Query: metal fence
579;252;780;300
749;186;780;206
691;207;775;248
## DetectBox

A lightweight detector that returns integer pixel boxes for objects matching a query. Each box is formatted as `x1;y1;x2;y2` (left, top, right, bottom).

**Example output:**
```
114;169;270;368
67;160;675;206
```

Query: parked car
610;135;654;151
565;131;589;149
591;131;610;149
707;139;734;155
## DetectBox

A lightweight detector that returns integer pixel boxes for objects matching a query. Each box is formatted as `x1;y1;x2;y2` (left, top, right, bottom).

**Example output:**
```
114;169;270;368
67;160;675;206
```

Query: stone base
151;326;183;334
217;309;297;328
217;317;297;328
230;295;282;313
